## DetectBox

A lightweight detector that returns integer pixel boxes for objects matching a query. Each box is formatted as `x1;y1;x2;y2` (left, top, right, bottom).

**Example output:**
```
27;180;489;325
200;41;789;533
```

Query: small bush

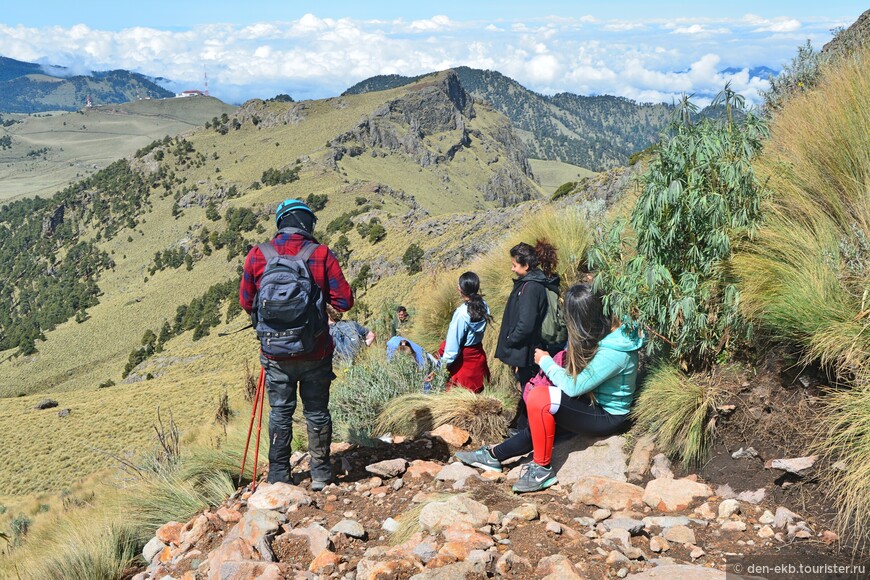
331;351;441;444
632;365;726;466
10;512;32;546
590;88;768;370
402;243;424;274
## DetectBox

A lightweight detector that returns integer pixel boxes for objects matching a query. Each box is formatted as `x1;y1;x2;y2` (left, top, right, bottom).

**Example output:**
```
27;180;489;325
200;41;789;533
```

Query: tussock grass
631;364;726;467
735;47;870;382
815;384;870;551
376;378;516;443
733;48;870;547
27;518;138;580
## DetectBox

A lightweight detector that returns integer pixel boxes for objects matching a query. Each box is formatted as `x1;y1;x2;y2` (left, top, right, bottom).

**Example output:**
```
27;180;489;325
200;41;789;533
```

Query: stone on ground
642;478;713;512
247;482;312;511
418;495;489;532
569;476;645;511
365;458;408;478
429;424;471;447
627;434;655;482
553;434;628;485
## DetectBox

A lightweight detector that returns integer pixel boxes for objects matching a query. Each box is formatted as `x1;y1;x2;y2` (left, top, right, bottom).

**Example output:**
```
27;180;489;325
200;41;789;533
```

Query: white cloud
0;13;844;105
408;15;453;33
743;14;801;33
671;24;730;35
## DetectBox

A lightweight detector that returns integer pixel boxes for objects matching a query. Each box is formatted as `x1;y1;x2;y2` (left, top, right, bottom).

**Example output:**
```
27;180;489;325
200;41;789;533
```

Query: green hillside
0;56;173;113
0;96;237;201
345;66;675;171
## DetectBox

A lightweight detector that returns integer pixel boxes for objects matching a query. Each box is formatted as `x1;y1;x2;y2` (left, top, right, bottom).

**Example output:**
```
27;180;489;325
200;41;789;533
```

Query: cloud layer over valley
0;12;854;104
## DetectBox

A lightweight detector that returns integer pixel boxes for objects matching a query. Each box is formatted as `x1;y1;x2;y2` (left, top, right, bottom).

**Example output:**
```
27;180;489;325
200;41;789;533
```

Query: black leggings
507;365;538;430
493;396;627;462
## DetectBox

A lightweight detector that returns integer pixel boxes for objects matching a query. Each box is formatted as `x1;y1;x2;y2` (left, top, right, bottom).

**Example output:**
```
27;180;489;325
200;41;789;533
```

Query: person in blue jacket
455;283;646;493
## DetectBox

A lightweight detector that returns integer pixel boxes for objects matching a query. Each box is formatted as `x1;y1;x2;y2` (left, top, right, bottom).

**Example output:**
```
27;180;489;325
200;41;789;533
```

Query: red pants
526;386;557;465
436;341;490;393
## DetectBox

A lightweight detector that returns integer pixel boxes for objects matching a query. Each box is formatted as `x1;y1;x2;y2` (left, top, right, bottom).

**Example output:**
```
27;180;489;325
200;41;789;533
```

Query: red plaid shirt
240;232;353;360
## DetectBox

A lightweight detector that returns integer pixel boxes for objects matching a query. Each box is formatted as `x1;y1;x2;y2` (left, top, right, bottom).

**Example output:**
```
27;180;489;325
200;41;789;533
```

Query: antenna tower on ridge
204;66;209;96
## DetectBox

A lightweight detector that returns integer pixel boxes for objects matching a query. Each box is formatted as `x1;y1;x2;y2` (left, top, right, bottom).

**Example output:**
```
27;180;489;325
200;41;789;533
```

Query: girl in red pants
455;284;646;493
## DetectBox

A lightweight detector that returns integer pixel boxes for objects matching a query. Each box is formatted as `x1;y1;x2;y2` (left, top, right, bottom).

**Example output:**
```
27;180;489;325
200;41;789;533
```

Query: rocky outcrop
329;71;476;169
234;99;309;128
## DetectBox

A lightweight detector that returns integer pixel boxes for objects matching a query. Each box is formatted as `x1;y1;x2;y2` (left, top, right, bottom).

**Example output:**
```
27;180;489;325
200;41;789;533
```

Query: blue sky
0;2;865;104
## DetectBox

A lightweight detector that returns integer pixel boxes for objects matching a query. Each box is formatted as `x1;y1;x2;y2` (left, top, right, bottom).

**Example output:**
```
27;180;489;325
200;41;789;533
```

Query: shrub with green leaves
402;243;425;274
589;87;768;369
331;351;445;444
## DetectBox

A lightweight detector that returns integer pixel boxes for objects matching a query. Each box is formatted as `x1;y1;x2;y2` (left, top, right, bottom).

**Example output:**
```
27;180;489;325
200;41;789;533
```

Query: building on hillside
175;90;205;98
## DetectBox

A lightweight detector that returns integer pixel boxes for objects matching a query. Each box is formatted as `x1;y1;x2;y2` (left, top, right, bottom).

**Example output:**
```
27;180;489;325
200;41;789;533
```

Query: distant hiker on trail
428;271;492;393
390;305;410;337
328;304;375;364
456;283;646;493
239;198;353;492
494;240;562;433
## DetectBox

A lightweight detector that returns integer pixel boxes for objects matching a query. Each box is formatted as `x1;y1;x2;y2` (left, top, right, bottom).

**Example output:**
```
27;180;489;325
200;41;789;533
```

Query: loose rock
365;458;408;478
650;454;674;479
570;476;645;511
718;499;740;519
643;478;713;512
627;435;655;482
765;455;819;477
429;424;471;447
662;525;696;545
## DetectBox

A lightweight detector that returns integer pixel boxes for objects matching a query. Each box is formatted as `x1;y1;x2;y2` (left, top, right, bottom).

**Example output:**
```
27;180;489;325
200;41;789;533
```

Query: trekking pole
240;366;265;481
250;372;267;491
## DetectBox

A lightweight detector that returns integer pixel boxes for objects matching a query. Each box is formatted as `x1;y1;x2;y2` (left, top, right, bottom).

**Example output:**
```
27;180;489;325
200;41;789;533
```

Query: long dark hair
510;239;558;277
563;283;612;378
458;271;490;323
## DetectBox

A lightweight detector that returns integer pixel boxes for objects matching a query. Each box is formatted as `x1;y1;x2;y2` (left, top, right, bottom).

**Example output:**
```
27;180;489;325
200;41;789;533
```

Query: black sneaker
454;446;503;472
512;461;557;493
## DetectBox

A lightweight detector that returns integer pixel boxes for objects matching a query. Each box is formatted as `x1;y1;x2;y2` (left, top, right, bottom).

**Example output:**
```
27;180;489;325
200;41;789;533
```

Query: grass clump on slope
734;46;870;549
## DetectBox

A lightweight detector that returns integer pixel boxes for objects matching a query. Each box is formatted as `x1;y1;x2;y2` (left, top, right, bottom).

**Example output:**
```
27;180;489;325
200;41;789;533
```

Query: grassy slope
528;159;595;195
0;97;237;201
0;78;544;495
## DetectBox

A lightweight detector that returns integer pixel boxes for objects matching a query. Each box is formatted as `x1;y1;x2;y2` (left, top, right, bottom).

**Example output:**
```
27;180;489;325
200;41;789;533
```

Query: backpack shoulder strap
295;241;320;263
258;241;278;261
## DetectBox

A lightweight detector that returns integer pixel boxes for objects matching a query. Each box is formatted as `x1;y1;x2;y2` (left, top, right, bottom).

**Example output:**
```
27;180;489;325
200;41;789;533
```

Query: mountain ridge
0;55;174;113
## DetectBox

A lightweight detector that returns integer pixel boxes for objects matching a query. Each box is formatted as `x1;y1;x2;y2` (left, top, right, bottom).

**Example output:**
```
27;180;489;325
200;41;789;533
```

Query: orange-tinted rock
156;521;185;545
569;476;645;511
407;460;444;478
310;550;342;574
217;507;242;523
430;425;471;447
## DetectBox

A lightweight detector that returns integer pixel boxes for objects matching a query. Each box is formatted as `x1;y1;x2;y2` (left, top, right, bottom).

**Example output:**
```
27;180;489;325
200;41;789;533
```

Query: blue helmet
275;198;315;229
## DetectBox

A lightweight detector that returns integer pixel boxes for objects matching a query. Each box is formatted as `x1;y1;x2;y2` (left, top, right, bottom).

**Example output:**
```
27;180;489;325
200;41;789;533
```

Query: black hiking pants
260;354;335;484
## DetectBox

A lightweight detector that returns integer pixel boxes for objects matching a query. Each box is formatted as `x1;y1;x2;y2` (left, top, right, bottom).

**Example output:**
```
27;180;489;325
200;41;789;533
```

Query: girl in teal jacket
455;283;646;493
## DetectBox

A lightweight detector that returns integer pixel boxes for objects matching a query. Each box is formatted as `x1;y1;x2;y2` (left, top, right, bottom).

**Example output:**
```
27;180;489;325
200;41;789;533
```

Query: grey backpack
254;241;326;357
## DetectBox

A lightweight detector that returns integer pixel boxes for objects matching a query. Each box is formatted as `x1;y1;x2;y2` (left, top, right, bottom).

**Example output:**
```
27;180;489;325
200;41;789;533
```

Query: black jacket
495;269;560;367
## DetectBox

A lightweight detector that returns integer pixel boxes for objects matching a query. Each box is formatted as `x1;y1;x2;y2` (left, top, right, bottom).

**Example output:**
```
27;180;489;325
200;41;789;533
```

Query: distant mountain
346;67;677;170
721;66;779;79
0;56;174;113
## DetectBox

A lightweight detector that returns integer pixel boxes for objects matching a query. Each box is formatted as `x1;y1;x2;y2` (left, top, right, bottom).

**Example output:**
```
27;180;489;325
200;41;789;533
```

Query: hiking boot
311;478;331;492
454;446;502;472
512;461;557;494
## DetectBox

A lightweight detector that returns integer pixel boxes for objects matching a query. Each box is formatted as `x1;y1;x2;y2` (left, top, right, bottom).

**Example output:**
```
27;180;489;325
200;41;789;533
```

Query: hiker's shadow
320;407;452;486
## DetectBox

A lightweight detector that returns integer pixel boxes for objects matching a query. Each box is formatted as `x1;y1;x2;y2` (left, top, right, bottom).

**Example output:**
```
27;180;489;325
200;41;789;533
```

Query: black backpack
254;240;326;357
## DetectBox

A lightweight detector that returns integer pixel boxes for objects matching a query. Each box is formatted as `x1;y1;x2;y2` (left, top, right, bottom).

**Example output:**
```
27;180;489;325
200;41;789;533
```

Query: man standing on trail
240;198;353;491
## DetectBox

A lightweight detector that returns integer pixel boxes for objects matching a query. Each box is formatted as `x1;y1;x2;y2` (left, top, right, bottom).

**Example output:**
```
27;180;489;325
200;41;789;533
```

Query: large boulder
552;435;628;485
569;476;645;511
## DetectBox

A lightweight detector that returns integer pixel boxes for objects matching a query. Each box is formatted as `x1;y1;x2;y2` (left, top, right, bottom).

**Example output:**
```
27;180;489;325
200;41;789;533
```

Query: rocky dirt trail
133;404;855;580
